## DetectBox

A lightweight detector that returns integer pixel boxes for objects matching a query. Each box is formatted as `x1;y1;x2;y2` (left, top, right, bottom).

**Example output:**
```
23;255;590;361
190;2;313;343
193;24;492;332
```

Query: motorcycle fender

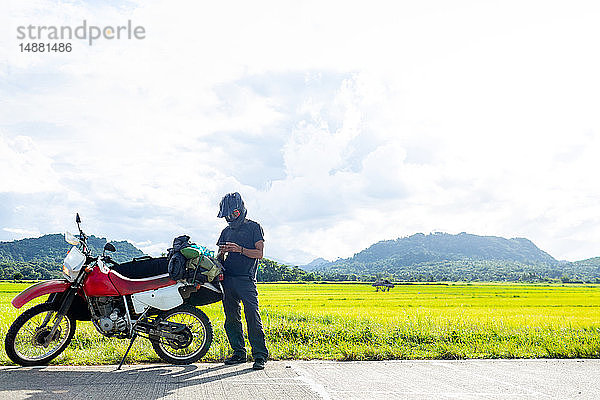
11;279;71;309
131;283;184;314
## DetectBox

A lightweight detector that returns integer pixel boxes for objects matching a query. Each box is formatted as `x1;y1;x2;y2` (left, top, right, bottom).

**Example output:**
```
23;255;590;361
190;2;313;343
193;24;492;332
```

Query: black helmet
218;192;247;228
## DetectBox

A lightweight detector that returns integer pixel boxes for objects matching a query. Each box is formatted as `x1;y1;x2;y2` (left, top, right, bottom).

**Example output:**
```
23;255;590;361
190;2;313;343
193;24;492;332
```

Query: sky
1;1;600;264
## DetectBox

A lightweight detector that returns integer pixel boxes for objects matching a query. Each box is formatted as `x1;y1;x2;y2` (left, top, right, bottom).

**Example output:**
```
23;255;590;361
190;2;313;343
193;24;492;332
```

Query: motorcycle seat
111;256;168;279
107;256;176;295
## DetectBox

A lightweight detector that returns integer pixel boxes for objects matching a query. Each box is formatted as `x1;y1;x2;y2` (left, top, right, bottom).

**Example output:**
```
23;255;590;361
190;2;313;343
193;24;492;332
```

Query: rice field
1;281;599;365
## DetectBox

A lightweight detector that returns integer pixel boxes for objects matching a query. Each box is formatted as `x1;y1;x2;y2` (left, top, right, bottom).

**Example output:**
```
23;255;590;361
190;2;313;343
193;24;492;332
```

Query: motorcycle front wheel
151;305;213;364
5;302;76;366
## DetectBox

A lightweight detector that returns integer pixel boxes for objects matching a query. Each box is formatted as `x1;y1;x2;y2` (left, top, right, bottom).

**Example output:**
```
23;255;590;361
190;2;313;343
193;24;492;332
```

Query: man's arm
221;240;264;259
217;246;226;263
216;232;226;262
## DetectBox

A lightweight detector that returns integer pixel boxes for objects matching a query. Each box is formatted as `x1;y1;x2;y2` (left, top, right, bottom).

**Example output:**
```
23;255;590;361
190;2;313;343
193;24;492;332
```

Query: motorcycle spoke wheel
152;306;212;364
5;302;76;366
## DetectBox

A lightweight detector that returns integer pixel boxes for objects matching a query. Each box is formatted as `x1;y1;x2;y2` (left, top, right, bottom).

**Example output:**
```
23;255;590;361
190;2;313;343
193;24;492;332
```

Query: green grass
1;281;599;365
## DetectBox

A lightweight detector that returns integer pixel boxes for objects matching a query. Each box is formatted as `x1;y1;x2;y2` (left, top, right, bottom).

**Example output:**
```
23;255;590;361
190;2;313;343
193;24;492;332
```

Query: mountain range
301;232;600;282
1;231;599;282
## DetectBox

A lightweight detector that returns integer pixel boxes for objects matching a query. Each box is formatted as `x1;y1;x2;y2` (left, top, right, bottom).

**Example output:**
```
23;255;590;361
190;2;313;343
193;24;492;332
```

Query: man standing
216;192;268;370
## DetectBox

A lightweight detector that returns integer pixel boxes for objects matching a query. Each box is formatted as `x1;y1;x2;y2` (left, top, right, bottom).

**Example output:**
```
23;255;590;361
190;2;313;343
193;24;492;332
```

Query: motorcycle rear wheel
151;305;213;364
5;302;76;366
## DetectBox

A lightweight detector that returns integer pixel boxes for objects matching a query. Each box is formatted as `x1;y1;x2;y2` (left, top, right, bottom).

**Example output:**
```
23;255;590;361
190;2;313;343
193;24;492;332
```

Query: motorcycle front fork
41;288;78;347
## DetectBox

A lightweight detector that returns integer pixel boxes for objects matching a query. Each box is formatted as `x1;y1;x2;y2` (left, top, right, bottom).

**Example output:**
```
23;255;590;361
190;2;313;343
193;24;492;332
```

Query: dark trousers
221;276;268;360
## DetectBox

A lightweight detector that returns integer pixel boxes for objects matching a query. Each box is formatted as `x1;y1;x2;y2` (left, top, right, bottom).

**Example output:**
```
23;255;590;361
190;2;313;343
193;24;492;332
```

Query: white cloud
2;1;600;263
0;134;62;194
2;227;42;239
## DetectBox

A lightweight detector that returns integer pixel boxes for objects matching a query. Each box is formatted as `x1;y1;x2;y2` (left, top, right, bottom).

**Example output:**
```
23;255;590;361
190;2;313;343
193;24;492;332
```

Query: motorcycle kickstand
116;308;149;371
117;332;138;371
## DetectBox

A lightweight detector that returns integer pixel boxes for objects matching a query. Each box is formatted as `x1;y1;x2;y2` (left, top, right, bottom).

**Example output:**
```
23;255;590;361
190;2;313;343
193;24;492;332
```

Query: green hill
350;232;557;265
0;234;145;280
568;257;600;280
310;232;599;283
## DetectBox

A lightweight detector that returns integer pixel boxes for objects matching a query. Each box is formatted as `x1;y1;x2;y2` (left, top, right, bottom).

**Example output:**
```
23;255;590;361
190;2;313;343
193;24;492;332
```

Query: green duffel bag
181;244;215;259
181;246;202;259
186;255;222;282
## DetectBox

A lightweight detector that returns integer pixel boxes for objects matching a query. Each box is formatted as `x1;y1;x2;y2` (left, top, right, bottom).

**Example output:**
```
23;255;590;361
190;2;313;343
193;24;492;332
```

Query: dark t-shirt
217;219;264;278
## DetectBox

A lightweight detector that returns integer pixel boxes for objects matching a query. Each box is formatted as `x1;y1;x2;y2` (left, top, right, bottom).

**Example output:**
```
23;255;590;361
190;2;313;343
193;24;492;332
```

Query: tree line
3;256;600;283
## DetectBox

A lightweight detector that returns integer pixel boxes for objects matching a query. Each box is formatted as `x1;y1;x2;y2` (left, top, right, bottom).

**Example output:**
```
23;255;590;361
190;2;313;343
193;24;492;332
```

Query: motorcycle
4;213;223;367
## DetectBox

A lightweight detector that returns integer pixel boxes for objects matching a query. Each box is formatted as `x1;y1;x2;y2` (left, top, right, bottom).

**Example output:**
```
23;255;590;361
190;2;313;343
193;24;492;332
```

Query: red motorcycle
4;214;222;367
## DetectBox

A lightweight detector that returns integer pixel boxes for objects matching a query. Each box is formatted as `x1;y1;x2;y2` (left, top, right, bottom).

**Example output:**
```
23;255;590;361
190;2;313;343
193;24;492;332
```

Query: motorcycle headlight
63;246;85;280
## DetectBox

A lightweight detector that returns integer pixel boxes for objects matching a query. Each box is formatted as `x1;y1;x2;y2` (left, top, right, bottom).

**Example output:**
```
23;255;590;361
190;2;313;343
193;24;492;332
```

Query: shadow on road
0;363;257;400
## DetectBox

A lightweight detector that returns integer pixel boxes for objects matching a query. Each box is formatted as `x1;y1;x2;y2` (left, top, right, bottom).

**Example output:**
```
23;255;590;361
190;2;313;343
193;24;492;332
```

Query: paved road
0;359;597;399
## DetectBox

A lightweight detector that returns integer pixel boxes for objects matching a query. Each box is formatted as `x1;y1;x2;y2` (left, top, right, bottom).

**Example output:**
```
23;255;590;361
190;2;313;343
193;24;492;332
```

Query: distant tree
13;272;23;281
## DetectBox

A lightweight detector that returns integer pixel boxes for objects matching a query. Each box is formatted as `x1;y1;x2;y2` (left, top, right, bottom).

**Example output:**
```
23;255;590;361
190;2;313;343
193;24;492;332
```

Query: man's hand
219;241;264;259
221;242;242;253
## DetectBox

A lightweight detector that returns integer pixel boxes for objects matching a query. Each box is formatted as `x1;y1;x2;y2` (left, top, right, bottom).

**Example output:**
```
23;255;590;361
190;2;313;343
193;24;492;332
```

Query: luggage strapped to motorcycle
167;236;223;284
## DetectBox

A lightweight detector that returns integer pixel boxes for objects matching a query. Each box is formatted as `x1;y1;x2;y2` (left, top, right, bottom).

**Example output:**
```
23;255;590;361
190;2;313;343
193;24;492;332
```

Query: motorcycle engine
91;297;129;336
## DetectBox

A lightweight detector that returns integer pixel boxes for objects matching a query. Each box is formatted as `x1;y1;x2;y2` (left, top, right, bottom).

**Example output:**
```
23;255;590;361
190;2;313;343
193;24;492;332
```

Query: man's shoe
224;354;247;365
252;358;266;370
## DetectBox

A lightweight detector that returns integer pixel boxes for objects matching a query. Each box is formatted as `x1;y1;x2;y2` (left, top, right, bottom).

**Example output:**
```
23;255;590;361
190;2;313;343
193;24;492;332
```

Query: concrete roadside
0;359;597;400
